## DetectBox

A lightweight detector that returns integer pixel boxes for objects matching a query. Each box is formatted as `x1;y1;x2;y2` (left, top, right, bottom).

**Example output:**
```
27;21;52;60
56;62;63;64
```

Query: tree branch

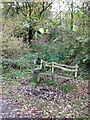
4;3;12;17
39;2;53;18
17;2;27;17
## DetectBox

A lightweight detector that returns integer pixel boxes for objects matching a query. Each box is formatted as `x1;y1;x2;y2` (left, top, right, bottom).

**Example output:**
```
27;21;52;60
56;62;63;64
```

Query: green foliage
2;1;89;80
12;16;48;39
31;81;37;87
4;69;31;80
42;49;66;62
2;53;37;73
60;84;76;93
11;14;65;41
40;79;59;86
40;79;76;93
39;44;69;63
1;2;90;119
0;76;3;81
12;17;37;38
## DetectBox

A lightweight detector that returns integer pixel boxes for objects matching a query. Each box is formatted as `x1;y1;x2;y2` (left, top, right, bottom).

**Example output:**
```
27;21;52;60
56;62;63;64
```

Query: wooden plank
45;64;77;72
44;61;77;68
75;64;78;78
35;60;78;79
52;62;76;68
53;65;77;72
40;73;71;80
51;62;54;73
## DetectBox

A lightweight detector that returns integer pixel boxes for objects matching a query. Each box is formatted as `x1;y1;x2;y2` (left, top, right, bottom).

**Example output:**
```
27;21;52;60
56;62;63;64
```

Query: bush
40;45;69;62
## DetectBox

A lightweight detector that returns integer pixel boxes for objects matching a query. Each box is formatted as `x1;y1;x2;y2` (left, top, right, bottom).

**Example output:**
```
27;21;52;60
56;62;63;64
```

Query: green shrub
39;45;69;63
60;84;76;93
4;69;31;79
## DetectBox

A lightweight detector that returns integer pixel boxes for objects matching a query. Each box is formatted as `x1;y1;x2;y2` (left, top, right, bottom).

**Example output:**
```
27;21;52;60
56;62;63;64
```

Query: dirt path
1;79;89;119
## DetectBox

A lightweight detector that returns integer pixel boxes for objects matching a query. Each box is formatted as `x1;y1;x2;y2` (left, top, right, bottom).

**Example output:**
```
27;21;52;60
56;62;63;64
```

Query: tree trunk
71;1;73;30
28;27;33;43
82;3;85;34
87;2;90;79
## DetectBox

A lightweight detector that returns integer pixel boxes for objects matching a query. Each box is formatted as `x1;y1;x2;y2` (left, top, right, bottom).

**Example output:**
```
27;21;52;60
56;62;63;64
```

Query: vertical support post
75;64;78;78
33;68;40;83
74;64;78;119
51;62;54;80
52;62;54;74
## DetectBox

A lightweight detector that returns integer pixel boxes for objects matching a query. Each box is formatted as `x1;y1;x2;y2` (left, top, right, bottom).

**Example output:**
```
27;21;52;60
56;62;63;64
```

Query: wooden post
51;62;54;80
75;64;78;78
74;64;78;119
33;68;40;83
52;62;54;74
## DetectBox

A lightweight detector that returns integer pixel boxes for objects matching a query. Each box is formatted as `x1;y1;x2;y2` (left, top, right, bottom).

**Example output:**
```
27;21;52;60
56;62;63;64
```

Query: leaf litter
1;78;89;118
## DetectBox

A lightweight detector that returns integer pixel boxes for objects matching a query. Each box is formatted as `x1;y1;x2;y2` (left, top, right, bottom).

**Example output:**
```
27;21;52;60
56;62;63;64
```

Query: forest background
0;0;90;118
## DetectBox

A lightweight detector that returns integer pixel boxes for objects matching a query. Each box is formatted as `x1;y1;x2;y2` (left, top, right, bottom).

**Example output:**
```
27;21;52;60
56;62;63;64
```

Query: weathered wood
33;59;78;82
45;61;77;68
33;68;40;83
43;61;78;78
45;64;77;72
40;73;72;84
55;65;75;72
51;62;54;73
52;62;77;68
40;73;71;80
75;64;78;78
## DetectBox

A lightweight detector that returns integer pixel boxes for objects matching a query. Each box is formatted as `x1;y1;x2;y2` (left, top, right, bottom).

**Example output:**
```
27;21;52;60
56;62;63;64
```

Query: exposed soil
1;77;89;119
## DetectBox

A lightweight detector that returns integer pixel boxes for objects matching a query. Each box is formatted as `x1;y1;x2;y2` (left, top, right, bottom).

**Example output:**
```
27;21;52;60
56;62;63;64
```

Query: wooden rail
33;59;78;83
43;61;78;78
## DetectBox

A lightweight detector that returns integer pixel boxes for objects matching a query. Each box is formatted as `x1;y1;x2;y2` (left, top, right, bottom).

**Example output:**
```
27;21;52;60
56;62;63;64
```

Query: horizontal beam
45;64;77;72
44;61;78;69
52;62;77;68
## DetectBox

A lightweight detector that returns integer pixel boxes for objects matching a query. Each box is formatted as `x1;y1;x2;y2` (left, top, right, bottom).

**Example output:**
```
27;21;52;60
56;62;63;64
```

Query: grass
3;69;32;80
0;76;3;81
31;81;37;87
60;83;76;93
40;78;76;93
40;79;59;86
3;64;76;93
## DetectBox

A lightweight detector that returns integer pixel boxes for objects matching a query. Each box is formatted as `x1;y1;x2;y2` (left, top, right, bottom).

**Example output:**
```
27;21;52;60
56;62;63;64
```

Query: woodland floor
1;76;89;119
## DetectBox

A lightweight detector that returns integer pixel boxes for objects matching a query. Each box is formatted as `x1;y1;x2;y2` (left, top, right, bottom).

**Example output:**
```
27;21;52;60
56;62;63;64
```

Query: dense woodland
1;0;90;119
